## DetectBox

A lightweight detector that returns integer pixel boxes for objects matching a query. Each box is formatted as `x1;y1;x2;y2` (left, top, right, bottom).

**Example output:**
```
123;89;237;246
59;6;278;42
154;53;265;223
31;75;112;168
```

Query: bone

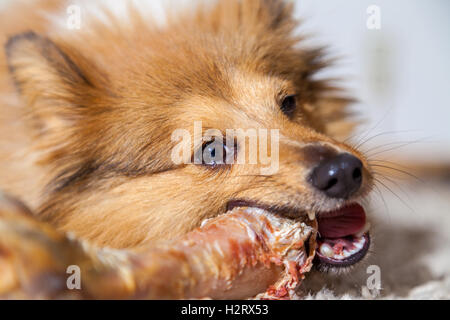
0;197;316;299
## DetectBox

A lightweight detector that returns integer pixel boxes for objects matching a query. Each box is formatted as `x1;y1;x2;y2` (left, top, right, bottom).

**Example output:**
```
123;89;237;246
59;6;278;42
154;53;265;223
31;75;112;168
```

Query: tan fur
0;0;372;248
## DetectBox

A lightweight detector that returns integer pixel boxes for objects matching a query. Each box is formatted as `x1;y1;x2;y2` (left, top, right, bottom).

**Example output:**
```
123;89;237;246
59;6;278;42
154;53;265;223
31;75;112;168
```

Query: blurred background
0;0;449;299
297;0;450;165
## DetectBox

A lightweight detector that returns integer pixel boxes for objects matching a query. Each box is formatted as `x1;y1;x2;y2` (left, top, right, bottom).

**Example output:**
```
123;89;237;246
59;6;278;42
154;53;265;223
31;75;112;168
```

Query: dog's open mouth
226;201;370;271
315;203;370;269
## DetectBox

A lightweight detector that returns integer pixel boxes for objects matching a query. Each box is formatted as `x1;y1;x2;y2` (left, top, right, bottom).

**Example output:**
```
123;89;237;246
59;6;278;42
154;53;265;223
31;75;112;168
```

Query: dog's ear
5;31;93;133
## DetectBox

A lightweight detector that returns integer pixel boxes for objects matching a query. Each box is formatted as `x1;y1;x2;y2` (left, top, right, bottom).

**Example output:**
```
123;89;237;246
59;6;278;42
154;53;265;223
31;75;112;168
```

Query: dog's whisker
369;163;423;183
373;177;415;214
363;139;422;155
371;183;391;219
353;129;420;150
351;107;394;148
373;172;413;203
365;136;433;158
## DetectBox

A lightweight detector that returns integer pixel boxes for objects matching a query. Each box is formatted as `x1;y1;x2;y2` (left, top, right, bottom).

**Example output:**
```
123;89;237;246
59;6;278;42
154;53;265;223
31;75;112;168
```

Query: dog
0;0;373;277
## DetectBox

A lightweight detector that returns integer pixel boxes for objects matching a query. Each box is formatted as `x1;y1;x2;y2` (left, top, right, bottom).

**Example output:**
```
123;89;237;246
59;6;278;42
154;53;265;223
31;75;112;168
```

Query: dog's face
5;0;373;270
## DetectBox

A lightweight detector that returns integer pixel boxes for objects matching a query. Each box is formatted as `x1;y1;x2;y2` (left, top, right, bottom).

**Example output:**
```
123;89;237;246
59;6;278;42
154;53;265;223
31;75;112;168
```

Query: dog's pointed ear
5;31;92;132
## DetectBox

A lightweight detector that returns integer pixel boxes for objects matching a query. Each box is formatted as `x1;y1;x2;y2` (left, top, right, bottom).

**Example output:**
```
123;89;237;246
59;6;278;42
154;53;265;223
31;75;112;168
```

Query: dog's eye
200;140;232;166
280;94;297;118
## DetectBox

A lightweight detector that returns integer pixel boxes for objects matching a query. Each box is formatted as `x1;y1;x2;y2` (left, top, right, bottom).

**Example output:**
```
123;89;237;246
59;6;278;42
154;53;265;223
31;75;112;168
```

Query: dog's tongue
317;204;366;239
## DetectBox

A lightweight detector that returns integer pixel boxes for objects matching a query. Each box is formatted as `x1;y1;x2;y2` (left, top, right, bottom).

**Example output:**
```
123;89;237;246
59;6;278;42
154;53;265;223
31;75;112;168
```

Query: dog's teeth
319;243;334;258
307;210;316;221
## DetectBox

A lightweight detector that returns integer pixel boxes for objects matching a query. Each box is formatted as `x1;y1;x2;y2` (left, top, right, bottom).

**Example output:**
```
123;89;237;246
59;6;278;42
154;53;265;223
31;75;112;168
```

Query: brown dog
0;0;373;276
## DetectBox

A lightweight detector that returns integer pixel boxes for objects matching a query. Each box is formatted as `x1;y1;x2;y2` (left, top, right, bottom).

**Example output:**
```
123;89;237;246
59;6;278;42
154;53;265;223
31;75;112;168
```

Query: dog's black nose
310;153;363;199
